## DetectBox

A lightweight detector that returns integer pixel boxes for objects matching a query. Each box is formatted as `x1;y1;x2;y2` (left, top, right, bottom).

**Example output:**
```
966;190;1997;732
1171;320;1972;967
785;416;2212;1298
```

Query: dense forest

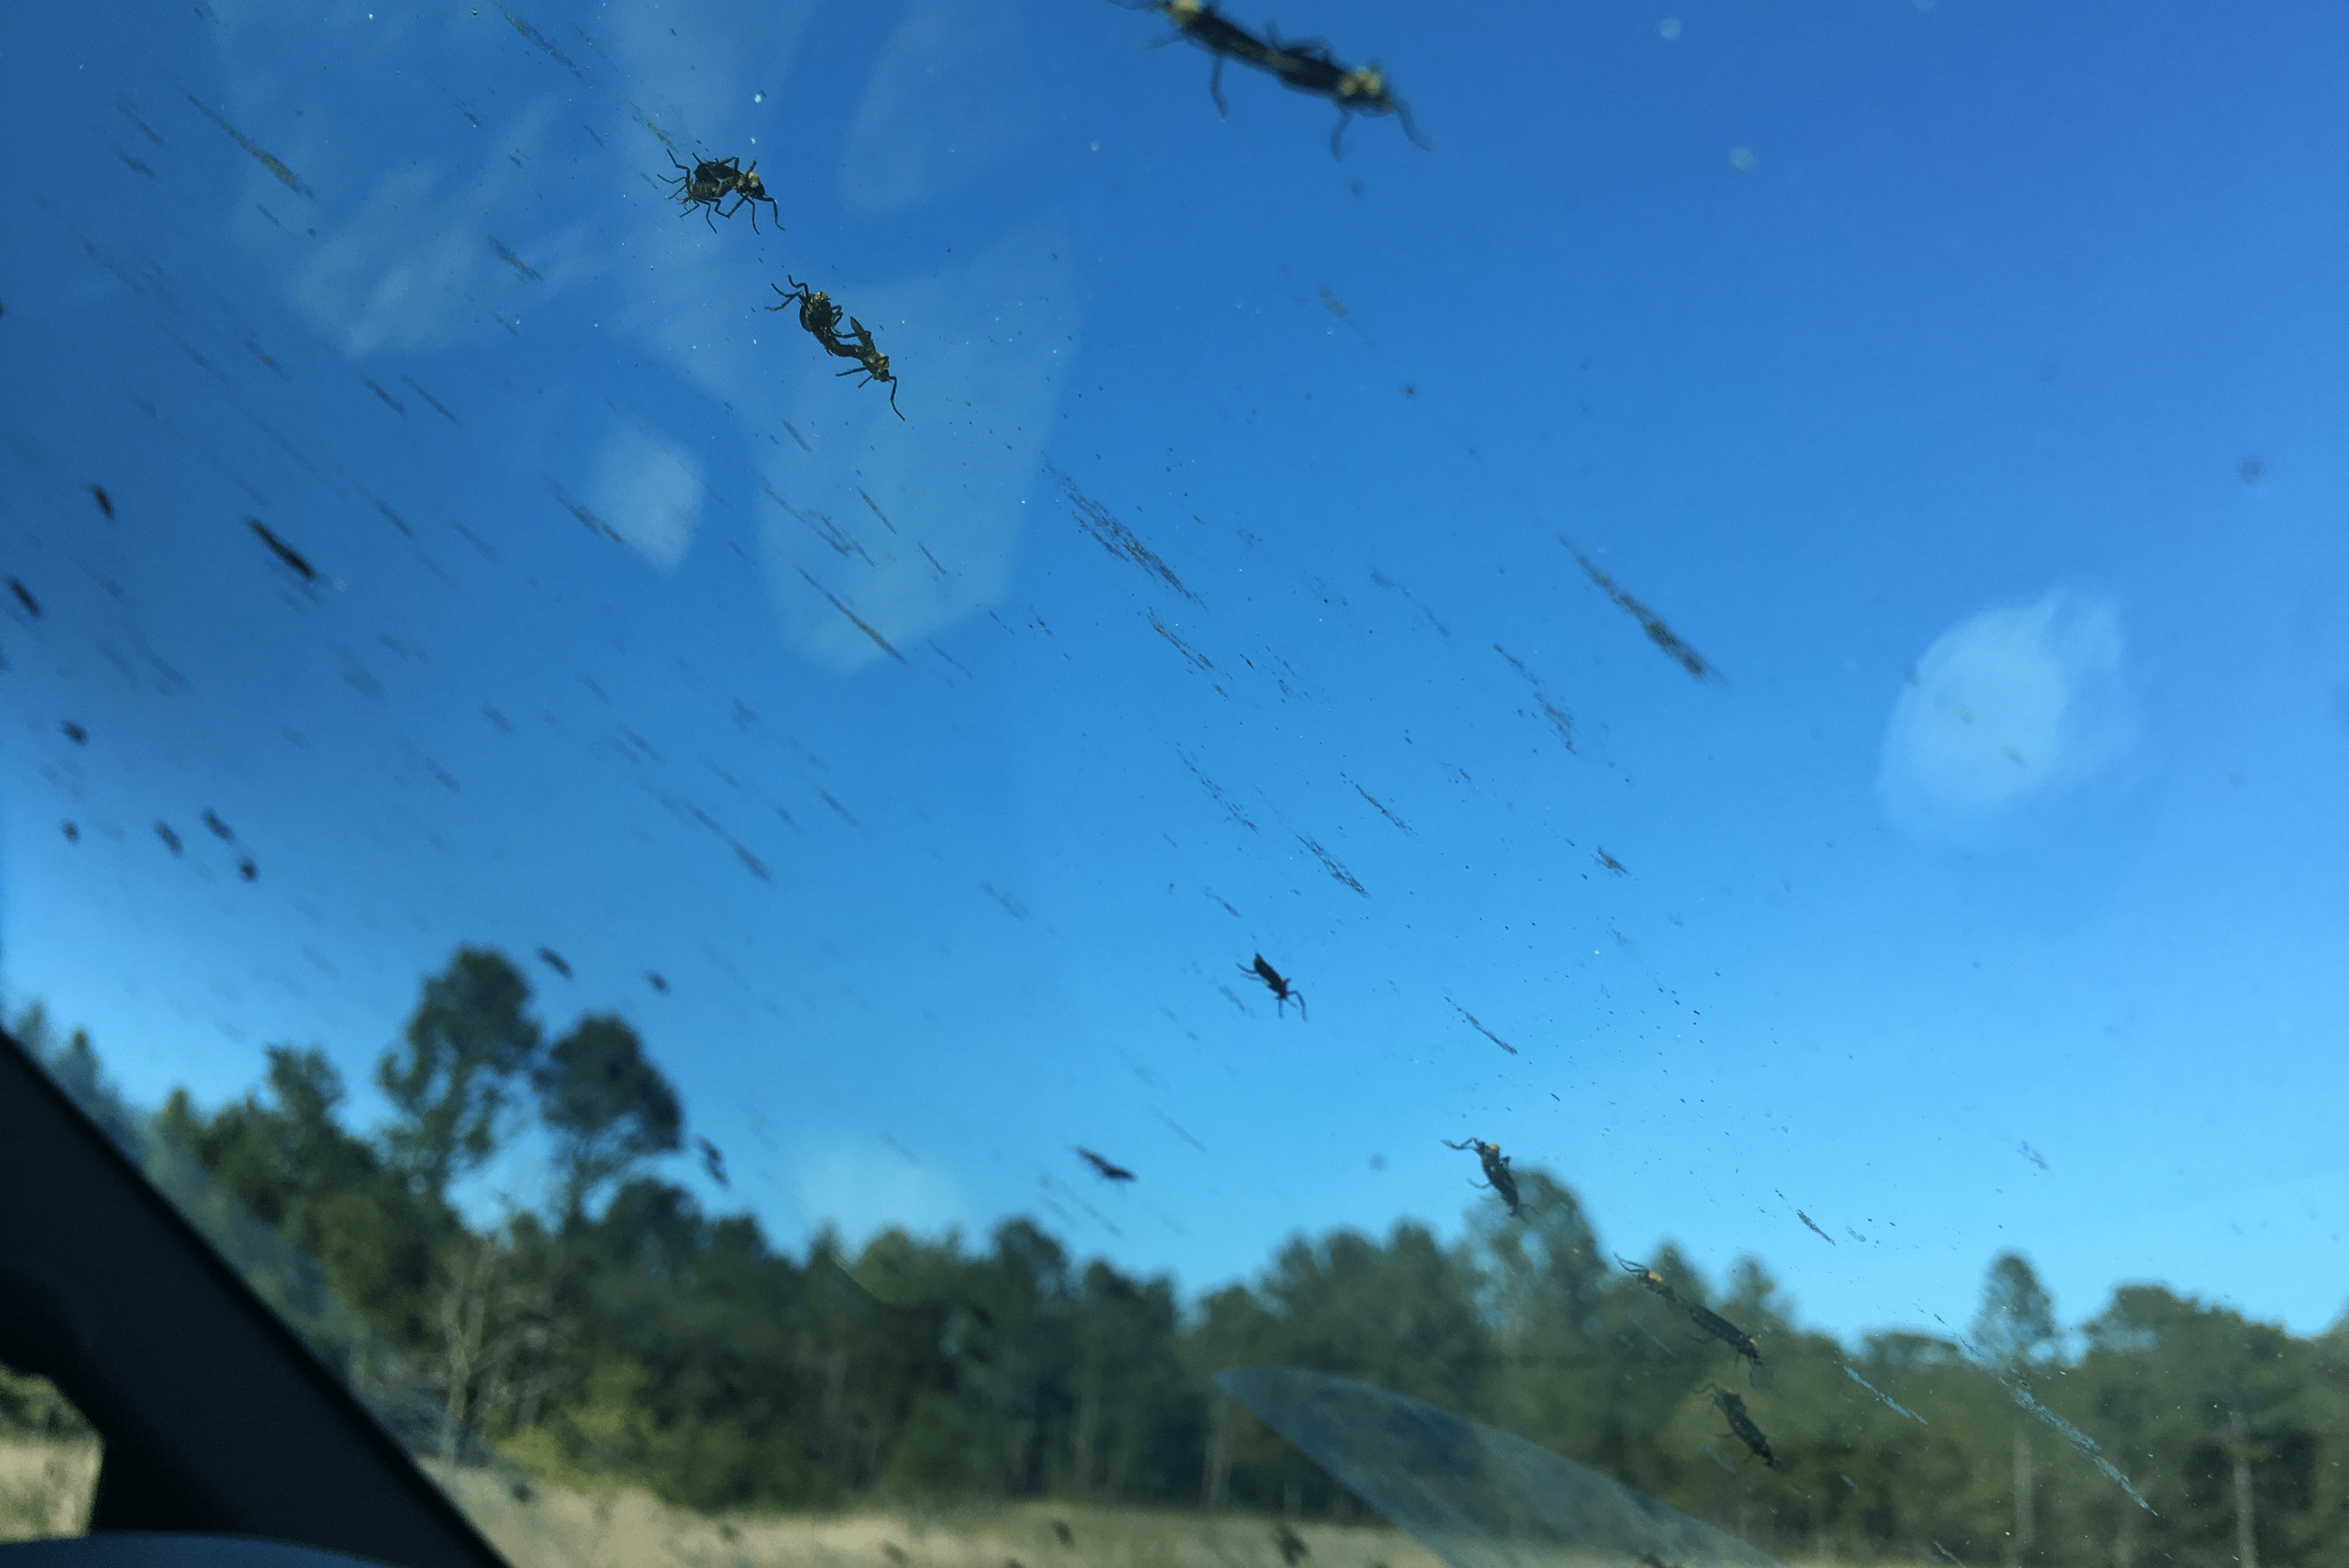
8;947;2348;1567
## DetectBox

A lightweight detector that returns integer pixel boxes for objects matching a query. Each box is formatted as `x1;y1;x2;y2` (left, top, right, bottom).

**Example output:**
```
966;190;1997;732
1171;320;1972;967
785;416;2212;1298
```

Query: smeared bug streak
543;479;623;544
818;791;861;829
1798;1209;1835;1245
1447;997;1516;1055
1370;568;1451;637
657;791;774;884
1843;1366;1923;1423
248;519;317;582
185;94;313;195
918;543;947;577
859;490;896;532
1343;775;1412;833
1494;642;1575;751
780;420;812;452
1566;542;1720;681
1595;848;1626;874
1174;747;1256;831
1296;834;1364;895
1078;1148;1135;1181
1150;612;1214;673
796;568;901;661
1953;1331;2154;1512
1152;1107;1207;1151
1051;464;1197;603
401;378;461;425
494;4;581;74
117;98;165;145
491;239;541;282
365;380;406;416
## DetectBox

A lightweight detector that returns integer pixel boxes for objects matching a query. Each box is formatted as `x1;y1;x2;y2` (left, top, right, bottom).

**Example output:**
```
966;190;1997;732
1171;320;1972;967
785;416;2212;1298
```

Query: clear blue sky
6;0;2349;1351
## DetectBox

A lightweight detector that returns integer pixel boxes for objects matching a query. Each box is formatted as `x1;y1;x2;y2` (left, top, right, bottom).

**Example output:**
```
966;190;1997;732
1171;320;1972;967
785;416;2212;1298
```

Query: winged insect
1712;1385;1783;1469
1443;1137;1523;1217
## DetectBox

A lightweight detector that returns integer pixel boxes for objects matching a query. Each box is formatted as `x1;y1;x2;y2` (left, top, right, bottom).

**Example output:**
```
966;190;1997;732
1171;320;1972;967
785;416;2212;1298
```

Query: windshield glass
6;1;2347;1565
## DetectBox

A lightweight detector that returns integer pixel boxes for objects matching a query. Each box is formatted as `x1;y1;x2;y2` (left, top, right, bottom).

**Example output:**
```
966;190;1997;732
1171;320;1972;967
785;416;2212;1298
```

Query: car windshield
6;1;2347;1565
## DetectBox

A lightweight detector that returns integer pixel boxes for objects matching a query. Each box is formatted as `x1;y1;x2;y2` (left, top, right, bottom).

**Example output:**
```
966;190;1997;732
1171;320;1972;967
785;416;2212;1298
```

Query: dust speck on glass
5;0;2347;1563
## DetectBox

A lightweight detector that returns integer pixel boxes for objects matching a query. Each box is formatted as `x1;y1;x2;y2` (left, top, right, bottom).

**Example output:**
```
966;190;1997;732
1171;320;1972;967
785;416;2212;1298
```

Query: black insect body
1051;1522;1074;1549
1240;952;1306;1018
768;277;859;360
1712;1386;1782;1470
61;722;87;744
647;970;671;994
1124;0;1426;156
535;946;573;978
1445;1137;1522;1217
8;578;40;617
238;856;258;882
202;809;234;840
663;151;781;233
1677;1296;1764;1375
155;822;182;856
61;821;80;843
91;484;115;518
1079;1148;1136;1182
697;1136;729;1186
837;317;904;418
1130;0;1281;118
1274;1523;1309;1566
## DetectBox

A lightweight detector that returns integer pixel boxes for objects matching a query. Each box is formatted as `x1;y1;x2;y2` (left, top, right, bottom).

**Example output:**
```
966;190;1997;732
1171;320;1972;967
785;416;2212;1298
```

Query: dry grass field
0;1437;1907;1568
426;1468;1448;1568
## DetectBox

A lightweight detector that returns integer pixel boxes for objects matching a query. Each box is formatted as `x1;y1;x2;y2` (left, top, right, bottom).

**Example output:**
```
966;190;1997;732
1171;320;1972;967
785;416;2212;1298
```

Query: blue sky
5;0;2349;1356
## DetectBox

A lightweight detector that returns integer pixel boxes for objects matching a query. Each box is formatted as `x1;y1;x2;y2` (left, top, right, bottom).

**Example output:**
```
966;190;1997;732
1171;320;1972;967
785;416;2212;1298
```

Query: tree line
8;946;2348;1568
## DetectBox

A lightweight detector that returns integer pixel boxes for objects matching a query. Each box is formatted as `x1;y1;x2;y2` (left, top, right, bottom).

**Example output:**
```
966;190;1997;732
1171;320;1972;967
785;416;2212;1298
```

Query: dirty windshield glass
6;2;2349;1566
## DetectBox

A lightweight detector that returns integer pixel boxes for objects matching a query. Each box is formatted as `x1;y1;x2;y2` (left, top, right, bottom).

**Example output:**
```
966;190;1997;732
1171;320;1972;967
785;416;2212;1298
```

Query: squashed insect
1079;1148;1137;1182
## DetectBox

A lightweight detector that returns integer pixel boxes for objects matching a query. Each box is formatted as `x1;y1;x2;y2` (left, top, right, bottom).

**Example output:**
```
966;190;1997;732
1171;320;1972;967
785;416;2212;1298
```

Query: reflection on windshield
1218;1366;1784;1568
11;978;2337;1568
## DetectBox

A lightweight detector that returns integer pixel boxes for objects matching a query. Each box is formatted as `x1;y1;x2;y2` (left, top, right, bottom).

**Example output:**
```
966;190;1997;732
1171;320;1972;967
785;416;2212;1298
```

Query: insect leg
1296;992;1307;1021
1208;54;1230;119
1329;109;1352;160
887;382;904;419
1395;98;1433;150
